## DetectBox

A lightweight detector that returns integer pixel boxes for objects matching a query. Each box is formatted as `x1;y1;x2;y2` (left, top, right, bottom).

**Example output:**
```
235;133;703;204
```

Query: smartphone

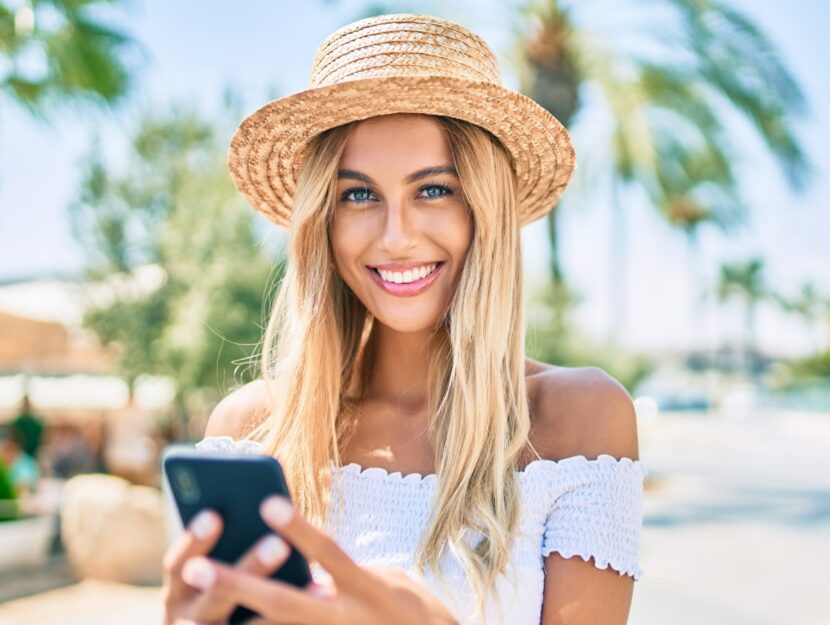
163;446;313;624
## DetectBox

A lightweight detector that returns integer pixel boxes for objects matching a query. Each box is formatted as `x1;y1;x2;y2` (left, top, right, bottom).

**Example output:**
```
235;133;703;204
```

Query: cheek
330;222;363;283
444;209;474;260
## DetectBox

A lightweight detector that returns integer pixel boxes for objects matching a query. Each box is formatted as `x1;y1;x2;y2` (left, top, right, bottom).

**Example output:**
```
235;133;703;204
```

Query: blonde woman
162;13;647;625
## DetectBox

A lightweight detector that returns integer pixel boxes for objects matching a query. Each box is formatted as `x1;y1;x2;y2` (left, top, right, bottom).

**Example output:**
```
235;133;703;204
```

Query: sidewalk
631;410;830;625
0;580;162;625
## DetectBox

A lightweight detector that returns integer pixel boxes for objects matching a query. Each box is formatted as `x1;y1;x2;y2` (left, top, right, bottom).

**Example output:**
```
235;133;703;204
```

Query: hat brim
227;74;575;228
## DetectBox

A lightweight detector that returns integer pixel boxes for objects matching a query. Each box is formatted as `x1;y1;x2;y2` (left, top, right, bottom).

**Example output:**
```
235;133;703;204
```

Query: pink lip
370;261;442;272
366;262;444;297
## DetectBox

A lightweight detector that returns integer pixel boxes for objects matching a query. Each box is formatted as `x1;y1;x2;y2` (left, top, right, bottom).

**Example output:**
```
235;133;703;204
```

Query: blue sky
1;0;827;355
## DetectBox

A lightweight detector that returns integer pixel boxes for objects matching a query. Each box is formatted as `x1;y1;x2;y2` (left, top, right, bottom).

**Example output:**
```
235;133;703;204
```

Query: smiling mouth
368;262;444;284
366;261;445;296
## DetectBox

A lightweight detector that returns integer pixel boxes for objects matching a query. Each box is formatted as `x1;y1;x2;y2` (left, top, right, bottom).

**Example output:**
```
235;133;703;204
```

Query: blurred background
0;1;827;623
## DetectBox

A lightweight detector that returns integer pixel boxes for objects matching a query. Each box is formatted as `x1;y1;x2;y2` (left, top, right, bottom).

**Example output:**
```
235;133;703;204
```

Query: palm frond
664;0;811;189
2;0;136;116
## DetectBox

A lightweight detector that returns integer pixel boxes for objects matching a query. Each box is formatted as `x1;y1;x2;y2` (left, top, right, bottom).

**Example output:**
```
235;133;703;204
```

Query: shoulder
525;358;640;462
203;379;274;440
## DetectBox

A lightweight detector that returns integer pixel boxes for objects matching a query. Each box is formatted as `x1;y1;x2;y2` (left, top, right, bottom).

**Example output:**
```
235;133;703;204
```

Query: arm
538;368;642;625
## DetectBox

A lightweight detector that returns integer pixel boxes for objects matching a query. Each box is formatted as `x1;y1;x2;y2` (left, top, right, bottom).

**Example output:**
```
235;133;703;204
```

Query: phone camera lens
172;466;201;504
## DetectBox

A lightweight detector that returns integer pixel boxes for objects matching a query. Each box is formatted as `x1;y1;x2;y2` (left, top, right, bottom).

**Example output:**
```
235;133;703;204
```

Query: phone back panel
163;448;313;623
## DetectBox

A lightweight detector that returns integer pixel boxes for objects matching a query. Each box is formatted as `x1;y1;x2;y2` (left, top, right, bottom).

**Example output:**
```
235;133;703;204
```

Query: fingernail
262;496;294;526
256;534;288;566
182;557;216;589
309;582;328;597
190;510;217;539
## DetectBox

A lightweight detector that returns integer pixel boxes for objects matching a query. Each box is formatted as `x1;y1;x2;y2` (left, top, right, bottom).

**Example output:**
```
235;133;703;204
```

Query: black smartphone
163;446;313;624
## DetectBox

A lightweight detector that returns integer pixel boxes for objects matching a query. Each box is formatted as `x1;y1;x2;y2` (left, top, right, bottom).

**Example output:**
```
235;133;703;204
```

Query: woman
162;13;647;625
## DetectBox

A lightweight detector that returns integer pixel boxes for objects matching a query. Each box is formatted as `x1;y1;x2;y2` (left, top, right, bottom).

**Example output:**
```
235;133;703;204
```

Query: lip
369;261;443;272
366;262;444;297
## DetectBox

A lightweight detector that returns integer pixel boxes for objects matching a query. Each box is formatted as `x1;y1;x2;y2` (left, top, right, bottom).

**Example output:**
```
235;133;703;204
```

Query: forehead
338;114;452;170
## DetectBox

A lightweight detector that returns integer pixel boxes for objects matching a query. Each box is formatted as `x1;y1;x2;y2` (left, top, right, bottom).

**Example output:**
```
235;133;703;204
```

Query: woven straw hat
227;13;576;229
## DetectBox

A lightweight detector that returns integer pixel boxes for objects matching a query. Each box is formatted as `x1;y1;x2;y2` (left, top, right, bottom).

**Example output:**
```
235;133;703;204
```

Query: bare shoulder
525;357;640;462
204;379;275;440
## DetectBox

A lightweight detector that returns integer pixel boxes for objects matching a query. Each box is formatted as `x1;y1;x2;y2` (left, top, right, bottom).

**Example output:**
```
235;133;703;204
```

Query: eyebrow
337;165;458;185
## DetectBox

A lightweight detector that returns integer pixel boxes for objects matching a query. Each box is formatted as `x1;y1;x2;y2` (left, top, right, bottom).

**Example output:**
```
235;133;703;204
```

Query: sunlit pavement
632;410;830;625
0;579;162;625
1;409;827;625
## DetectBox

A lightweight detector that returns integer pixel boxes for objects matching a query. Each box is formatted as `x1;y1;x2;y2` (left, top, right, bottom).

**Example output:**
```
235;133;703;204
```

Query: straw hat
227;13;576;229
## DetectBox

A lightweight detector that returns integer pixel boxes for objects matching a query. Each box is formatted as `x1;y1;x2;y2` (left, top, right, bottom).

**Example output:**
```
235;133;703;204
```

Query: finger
307;579;335;598
180;557;329;624
186;532;291;618
163;509;223;602
260;496;366;594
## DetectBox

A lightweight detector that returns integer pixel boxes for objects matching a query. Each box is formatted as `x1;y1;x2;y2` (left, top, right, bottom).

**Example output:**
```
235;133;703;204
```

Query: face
330;113;473;333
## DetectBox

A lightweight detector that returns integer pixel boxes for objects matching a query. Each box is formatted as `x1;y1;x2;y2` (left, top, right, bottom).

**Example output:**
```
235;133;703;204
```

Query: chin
372;310;445;334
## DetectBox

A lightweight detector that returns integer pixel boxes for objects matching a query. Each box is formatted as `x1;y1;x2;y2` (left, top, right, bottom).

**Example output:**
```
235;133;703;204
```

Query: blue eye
341;187;375;203
339;183;455;204
420;184;454;199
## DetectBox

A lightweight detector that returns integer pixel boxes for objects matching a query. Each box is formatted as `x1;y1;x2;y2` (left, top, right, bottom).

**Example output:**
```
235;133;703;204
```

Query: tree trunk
545;209;567;331
608;178;627;344
745;301;757;383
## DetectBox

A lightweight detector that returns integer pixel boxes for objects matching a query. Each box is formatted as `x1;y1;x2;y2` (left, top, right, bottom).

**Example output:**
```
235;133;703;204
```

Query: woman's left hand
179;495;460;625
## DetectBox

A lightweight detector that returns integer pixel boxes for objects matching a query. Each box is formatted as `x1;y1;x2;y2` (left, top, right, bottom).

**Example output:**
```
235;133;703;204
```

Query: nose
379;199;417;254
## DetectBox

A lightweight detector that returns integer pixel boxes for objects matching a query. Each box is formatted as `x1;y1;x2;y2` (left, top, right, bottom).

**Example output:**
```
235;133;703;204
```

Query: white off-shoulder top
193;435;647;625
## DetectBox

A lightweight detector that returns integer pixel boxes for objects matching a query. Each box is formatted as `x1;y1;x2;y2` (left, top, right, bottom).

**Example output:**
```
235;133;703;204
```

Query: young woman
162;13;647;625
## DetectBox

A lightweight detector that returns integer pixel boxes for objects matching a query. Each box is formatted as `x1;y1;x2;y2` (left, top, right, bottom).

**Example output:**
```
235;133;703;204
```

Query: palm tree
772;281;830;352
715;256;771;381
0;0;136;118
511;0;810;342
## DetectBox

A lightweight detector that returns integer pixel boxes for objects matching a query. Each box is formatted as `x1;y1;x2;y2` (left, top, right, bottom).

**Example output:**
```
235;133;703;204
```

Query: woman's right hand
162;508;291;625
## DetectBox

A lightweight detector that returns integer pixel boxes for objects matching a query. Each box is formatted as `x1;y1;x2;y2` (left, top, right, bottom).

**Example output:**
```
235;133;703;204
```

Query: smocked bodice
190;435;647;625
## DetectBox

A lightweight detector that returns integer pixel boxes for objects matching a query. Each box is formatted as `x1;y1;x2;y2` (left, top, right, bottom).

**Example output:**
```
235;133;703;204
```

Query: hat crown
310;14;501;88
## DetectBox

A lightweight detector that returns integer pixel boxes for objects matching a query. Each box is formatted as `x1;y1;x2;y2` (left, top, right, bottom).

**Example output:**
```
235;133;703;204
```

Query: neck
366;321;440;413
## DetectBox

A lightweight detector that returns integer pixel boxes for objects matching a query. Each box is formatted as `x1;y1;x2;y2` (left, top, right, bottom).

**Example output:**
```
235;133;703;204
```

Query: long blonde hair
246;113;532;623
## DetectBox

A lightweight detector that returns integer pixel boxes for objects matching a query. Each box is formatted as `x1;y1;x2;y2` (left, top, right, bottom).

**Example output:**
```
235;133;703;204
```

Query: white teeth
376;263;437;284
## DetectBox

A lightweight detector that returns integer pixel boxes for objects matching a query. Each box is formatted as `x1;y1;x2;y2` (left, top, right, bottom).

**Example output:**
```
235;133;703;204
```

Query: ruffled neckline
335;453;647;486
195;436;648;486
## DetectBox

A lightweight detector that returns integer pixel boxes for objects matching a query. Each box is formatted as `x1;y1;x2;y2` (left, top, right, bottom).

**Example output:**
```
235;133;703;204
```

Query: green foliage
776;283;830;380
784;352;830;380
81;281;175;387
772;281;830;353
0;0;137;117
716;257;771;304
525;282;655;391
69;103;285;404
0;457;20;522
511;0;810;288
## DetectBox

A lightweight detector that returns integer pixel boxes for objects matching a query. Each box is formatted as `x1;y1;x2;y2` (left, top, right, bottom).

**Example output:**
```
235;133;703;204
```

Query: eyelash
339;183;455;204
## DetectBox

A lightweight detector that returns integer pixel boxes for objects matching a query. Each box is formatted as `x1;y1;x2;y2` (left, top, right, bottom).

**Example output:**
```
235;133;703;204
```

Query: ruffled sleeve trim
540;454;646;580
544;547;646;581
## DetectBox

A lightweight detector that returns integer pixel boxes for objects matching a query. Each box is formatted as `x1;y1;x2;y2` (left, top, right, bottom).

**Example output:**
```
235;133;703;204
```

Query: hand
161;508;295;625
178;495;460;625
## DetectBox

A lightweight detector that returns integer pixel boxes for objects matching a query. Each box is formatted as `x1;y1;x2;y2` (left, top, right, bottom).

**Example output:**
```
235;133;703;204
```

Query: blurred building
0;271;174;486
0;279;112;377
